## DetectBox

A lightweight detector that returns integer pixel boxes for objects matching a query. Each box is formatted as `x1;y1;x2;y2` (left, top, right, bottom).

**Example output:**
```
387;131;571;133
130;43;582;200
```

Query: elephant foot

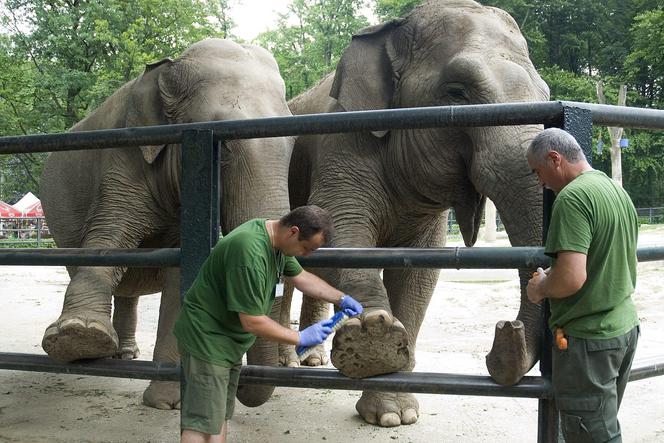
279;343;300;368
356;391;419;427
331;310;409;378
485;320;530;386
114;343;139;360
143;380;180;410
42;314;118;363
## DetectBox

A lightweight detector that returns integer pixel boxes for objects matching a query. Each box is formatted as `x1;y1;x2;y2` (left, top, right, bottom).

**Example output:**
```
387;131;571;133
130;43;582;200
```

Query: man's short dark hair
279;205;334;244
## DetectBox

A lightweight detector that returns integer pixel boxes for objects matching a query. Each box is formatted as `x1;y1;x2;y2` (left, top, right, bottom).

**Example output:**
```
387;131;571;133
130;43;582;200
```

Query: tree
0;0;231;201
256;0;370;99
596;81;627;186
625;8;664;106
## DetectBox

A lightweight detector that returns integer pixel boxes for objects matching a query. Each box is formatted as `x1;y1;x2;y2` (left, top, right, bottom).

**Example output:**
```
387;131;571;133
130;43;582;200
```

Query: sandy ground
1;227;663;442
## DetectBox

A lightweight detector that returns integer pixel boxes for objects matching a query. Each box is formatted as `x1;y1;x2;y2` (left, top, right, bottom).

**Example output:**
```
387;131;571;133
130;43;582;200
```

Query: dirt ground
1;227;663;442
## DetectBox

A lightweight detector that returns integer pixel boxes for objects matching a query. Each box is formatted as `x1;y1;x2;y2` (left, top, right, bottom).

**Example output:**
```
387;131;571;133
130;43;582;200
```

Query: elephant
284;0;550;427
40;38;294;409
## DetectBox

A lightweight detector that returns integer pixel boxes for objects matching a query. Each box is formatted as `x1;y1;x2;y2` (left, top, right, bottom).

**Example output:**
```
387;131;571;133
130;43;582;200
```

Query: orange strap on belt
555;327;568;350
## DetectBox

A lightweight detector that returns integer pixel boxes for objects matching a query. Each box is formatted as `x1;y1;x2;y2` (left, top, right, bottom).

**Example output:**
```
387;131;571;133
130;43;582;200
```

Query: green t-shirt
545;170;639;339
173;218;303;367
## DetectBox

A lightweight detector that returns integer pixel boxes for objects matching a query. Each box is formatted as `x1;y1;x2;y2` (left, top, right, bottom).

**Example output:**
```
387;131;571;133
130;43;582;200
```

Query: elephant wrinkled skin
286;0;549;427
40;38;294;409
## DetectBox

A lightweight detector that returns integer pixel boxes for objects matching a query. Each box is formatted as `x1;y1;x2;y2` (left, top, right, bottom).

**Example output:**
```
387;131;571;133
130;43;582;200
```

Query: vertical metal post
179;129;219;431
180;129;219;294
538;106;593;443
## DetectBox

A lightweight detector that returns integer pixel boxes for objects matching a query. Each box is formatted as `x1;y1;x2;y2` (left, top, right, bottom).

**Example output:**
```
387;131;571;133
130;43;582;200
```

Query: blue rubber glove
297;318;334;350
340;294;363;317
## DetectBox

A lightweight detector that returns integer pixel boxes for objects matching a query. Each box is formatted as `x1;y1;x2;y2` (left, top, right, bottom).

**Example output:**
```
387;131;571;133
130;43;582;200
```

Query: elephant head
316;0;549;387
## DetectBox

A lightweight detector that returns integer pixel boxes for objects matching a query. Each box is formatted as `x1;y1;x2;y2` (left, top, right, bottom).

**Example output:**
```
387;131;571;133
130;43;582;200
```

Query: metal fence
1;101;664;443
0;217;50;247
636;207;664;225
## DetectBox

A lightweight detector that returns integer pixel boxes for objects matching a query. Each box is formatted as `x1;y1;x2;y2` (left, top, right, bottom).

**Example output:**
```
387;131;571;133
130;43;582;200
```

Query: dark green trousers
553;326;639;443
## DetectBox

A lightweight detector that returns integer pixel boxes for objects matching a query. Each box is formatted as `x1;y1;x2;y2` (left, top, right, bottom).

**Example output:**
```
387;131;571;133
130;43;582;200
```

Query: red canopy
0;201;21;217
19;200;44;218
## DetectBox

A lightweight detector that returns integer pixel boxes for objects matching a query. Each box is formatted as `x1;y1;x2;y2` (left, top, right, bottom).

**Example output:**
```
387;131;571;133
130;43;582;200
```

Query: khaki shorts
180;351;241;435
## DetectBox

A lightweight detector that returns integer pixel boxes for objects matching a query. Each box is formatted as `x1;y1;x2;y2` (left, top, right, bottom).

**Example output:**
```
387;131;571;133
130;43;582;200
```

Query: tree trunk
596;81;627;186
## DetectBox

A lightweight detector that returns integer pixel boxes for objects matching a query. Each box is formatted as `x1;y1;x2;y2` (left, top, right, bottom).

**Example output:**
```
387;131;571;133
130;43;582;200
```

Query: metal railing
1;101;664;443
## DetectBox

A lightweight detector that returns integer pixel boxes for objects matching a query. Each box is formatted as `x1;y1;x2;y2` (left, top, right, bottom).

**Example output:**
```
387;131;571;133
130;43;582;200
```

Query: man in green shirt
526;128;639;443
174;205;363;443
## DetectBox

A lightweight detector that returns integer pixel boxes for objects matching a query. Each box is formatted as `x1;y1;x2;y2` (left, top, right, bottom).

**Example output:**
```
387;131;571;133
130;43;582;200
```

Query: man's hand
298;318;334;348
527;267;546;304
340;294;363;317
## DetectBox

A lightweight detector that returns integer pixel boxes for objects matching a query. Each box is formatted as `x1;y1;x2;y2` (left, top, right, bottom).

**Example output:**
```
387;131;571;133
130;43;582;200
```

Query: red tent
19;200;44;218
0;201;21;217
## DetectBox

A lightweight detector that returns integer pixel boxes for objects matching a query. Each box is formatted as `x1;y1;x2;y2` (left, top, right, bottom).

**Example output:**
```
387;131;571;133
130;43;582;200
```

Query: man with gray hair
526;128;639;442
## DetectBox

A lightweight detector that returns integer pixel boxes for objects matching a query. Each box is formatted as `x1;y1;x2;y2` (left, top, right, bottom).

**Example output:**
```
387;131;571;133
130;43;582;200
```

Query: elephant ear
126;58;174;164
330;19;406;137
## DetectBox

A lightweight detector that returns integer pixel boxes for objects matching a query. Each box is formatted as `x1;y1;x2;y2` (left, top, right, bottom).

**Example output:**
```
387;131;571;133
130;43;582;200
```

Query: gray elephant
286;0;550;426
40;38;294;409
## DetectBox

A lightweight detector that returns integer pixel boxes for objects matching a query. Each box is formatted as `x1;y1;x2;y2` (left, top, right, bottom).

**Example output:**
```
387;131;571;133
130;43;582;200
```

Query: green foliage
0;0;235;202
374;0;421;20
616;130;664;207
625;8;664;106
255;0;370;99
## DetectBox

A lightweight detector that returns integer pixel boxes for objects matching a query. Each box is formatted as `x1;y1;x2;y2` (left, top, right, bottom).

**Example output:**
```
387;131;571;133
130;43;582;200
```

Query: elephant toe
300;344;328;367
331;310;409;378
114;342;139;360
356;391;419;427
42;315;118;363
278;344;300;367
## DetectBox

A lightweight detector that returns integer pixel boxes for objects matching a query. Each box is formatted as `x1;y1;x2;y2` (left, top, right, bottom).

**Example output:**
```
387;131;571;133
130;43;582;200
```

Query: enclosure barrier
1;101;664;443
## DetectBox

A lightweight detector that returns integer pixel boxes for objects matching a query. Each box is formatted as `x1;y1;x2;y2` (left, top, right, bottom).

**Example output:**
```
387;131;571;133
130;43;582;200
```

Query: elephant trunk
220;138;293;232
235;296;283;406
223;137;293;407
471;125;545;385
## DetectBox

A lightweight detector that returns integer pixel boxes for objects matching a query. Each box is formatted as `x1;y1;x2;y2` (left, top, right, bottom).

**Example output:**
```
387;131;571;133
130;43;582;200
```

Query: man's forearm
239;314;300;345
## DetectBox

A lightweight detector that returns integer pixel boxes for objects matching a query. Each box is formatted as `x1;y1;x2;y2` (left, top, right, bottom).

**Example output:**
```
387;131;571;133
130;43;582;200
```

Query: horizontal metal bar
299;247;551;269
3;353;661;396
563;101;664;130
238;366;552;398
0;353;550;398
2;101;664;155
0;102;566;154
0;352;178;380
628;356;664;382
0;248;180;267
1;246;662;268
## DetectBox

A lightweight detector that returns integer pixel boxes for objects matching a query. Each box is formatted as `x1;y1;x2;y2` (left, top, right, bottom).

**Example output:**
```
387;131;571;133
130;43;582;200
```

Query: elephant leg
112;296;140;359
297;269;334;367
352;214;446;427
143;267;181;409
278;279;300;367
42;177;161;363
42;265;122;362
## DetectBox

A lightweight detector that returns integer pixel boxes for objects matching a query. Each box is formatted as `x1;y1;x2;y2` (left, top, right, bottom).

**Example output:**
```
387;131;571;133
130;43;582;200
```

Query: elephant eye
444;84;469;103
